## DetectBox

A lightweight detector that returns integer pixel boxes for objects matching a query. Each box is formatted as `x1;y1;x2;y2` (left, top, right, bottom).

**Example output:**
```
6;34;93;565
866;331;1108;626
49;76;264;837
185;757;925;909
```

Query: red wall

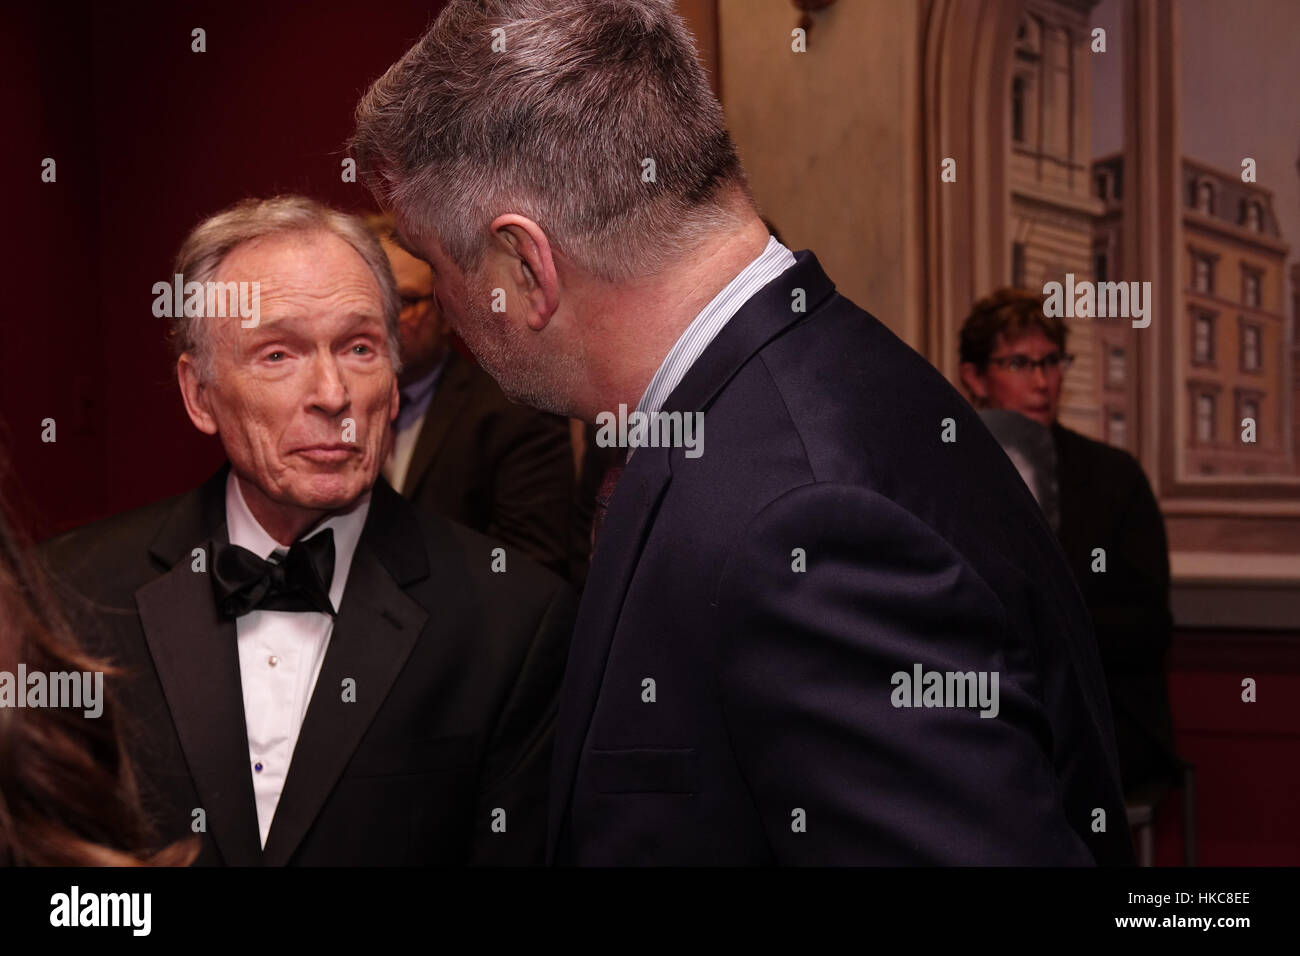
1154;630;1300;865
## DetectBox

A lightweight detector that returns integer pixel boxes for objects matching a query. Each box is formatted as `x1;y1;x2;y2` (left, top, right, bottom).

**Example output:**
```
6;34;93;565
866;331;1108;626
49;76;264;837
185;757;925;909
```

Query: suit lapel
260;477;430;865
135;463;264;866
660;249;836;415
546;443;673;861
546;250;838;861
402;351;475;499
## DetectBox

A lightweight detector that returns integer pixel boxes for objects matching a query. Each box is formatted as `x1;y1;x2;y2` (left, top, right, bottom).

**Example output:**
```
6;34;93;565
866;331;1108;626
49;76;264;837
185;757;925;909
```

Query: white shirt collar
224;470;371;613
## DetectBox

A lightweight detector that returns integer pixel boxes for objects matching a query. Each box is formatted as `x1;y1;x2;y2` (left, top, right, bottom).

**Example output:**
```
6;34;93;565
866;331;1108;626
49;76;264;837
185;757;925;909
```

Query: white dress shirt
629;235;797;458
224;471;371;848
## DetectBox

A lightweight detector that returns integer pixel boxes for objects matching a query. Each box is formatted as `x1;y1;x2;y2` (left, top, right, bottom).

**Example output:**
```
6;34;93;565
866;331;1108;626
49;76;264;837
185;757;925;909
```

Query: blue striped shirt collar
633;235;797;423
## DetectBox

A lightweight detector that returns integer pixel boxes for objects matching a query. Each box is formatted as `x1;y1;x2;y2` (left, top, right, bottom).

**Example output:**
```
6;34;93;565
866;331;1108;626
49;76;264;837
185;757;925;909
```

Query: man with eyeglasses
365;212;575;581
959;287;1179;805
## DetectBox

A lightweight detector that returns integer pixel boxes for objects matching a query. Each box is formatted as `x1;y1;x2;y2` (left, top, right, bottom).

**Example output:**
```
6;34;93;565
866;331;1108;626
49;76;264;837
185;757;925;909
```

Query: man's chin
481;358;569;415
457;328;571;414
283;470;374;512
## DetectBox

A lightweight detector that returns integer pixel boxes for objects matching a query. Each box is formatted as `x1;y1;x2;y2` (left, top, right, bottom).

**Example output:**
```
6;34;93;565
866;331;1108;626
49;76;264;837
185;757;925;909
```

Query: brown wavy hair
959;287;1069;369
0;464;197;866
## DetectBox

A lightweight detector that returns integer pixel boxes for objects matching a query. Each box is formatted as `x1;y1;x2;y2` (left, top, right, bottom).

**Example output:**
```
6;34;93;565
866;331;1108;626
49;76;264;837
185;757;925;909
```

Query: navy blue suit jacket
548;251;1134;865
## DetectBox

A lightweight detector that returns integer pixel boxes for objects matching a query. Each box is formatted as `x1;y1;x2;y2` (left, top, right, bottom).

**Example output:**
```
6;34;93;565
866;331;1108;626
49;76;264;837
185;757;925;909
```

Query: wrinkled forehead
207;230;386;340
214;229;375;292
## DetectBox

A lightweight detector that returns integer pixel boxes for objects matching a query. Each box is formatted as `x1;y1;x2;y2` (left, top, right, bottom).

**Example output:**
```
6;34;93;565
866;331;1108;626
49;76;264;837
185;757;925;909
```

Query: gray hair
168;195;402;379
350;0;752;284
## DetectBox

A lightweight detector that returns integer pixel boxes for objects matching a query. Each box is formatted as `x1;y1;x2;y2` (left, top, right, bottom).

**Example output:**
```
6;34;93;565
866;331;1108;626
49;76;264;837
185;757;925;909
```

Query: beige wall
718;0;923;348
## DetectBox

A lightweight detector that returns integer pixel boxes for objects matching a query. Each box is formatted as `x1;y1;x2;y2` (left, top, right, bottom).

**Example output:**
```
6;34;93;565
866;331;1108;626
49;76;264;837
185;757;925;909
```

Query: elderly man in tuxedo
40;195;575;865
352;0;1134;865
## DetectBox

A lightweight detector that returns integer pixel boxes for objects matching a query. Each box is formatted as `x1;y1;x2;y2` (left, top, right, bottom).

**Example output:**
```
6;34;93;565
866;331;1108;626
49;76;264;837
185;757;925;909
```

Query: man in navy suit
352;0;1134;865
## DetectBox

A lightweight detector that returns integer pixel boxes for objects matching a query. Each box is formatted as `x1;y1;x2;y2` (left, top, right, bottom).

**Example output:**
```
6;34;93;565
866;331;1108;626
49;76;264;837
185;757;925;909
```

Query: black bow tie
211;529;336;618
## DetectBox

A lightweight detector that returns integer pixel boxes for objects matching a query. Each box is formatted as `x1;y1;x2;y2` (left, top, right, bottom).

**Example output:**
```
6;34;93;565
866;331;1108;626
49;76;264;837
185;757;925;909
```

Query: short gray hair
351;0;752;283
168;195;402;379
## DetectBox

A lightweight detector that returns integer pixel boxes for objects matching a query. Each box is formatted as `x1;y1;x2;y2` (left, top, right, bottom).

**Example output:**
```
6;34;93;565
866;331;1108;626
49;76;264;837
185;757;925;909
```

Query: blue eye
266;351;285;362
352;344;372;355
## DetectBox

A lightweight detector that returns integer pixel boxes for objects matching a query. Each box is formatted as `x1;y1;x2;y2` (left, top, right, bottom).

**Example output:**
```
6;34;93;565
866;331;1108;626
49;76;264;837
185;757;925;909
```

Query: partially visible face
395;217;576;415
962;328;1065;427
189;230;399;512
379;237;450;385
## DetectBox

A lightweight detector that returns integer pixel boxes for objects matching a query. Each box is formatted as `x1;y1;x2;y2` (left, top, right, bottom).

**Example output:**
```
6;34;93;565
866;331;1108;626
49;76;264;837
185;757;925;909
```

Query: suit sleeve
486;408;575;581
469;578;577;865
714;483;1097;864
1086;464;1172;673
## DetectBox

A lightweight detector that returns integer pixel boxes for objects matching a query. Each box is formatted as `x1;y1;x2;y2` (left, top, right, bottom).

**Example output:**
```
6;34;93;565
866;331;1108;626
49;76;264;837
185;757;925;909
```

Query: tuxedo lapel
135;463;264;866
546;251;838;861
260;477;430;865
402;351;475;500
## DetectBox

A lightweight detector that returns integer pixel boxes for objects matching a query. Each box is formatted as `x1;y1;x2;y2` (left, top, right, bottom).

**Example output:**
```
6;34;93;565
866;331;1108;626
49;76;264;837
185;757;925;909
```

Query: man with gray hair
41;195;576;865
353;0;1133;865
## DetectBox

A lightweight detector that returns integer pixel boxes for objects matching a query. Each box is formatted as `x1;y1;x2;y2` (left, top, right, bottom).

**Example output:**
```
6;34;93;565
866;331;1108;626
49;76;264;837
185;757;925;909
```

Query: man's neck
576;211;770;421
236;474;331;546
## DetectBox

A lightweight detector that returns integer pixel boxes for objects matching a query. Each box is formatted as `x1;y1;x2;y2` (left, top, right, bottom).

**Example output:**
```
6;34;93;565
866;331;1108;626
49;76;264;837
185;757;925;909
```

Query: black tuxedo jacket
401;350;574;580
1051;423;1177;794
549;251;1135;865
39;465;576;865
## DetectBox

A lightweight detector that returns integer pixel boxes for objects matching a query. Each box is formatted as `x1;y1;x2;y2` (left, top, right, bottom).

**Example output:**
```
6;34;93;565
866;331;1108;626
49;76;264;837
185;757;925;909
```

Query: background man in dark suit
352;0;1133;864
40;196;575;865
364;212;575;581
959;288;1180;801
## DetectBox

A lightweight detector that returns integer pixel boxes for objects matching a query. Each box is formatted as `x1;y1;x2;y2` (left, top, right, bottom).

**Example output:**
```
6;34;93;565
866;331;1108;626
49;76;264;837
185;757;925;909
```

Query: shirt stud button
254;762;263;773
268;655;279;667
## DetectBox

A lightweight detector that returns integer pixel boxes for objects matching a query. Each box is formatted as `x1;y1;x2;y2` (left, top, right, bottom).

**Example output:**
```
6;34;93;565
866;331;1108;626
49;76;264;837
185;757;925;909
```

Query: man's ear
177;354;219;435
488;214;559;331
959;361;989;404
388;372;400;426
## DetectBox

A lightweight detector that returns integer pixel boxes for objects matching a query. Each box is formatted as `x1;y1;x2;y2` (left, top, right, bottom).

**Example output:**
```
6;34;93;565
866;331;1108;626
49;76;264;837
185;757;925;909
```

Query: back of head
352;0;753;283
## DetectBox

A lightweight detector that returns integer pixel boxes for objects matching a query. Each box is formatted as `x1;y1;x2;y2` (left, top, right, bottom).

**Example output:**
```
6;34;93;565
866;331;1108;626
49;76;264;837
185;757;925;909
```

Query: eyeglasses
986;352;1074;374
400;293;437;313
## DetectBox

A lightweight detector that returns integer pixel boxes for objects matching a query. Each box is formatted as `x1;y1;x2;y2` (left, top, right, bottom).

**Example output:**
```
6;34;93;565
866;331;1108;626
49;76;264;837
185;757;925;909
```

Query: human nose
307;352;349;414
